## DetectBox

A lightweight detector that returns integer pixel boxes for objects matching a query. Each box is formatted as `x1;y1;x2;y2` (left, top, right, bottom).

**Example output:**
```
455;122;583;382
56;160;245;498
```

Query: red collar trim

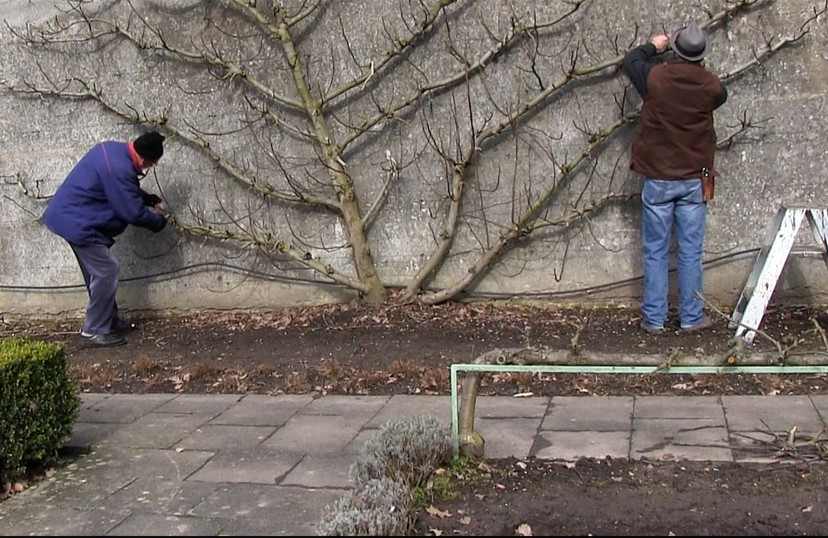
127;140;143;169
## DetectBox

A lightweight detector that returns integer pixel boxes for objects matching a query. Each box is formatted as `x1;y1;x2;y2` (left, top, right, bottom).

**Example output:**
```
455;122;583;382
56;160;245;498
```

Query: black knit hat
133;131;165;162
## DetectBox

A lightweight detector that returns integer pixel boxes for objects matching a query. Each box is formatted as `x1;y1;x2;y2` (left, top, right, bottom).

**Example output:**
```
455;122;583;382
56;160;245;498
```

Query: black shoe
79;333;127;348
111;318;136;334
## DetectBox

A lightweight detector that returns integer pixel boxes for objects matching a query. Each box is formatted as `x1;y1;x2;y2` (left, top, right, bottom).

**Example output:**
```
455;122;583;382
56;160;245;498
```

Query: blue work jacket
42;141;166;247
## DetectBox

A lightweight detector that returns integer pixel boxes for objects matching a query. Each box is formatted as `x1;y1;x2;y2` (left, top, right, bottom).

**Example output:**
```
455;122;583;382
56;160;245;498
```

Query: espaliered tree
2;0;824;304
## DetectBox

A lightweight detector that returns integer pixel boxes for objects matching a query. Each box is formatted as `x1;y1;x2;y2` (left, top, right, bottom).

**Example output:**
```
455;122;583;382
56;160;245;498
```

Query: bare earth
3;301;828;535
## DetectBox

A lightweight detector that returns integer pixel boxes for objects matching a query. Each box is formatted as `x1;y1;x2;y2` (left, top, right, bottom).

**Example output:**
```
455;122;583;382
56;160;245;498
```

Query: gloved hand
149;213;167;233
142;193;163;207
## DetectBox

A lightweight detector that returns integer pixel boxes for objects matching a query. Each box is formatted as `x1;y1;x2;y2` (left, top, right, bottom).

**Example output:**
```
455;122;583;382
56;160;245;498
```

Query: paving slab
366;394;452;427
635;395;725;419
543;396;634;431
154;394;243;415
208;395;314;426
106;513;225;536
533;430;631;460
280;453;357;488
475;395;549;418
301;395;389;418
66;421;125;449
0;505;127;536
189;484;342;535
632;419;732;461
174;424;278;451
722;395;825;433
476;417;542;459
104;413;214;449
186;449;303;484
77;394;175;423
261;414;365;454
93;477;220;515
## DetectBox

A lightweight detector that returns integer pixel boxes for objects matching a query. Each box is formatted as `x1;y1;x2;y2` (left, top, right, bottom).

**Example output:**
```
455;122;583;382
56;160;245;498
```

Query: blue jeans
641;178;706;329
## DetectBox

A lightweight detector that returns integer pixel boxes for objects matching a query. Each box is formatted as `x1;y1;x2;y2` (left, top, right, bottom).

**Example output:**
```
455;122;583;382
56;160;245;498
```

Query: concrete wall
0;0;826;318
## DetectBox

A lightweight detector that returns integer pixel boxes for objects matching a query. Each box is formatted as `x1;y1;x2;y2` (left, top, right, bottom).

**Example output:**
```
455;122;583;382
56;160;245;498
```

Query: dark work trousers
69;243;119;335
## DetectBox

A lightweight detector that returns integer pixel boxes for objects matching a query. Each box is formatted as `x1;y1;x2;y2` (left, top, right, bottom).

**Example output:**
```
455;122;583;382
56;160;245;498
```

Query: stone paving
1;392;824;535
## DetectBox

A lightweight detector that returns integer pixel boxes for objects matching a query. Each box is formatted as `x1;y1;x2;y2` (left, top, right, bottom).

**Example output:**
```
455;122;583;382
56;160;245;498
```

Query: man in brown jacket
621;22;727;335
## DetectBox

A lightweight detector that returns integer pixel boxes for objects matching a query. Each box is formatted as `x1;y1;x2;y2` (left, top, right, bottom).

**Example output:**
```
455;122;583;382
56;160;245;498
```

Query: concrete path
1;392;825;536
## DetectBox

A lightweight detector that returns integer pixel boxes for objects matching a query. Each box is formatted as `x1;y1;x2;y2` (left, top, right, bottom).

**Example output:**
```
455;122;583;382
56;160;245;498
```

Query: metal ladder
731;206;828;343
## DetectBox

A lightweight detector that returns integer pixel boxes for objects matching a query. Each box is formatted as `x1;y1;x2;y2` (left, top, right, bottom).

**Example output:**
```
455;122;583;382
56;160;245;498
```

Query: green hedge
0;337;81;480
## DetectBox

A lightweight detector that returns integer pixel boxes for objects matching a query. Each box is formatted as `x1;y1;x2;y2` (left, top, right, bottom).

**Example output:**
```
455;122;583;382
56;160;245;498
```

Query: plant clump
318;414;454;536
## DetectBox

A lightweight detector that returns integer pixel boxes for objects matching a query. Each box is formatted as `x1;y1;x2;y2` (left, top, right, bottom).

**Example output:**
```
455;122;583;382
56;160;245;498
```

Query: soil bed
2;302;828;534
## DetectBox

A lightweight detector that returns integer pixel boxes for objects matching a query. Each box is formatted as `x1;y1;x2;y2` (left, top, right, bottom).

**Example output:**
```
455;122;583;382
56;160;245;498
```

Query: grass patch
413;455;482;508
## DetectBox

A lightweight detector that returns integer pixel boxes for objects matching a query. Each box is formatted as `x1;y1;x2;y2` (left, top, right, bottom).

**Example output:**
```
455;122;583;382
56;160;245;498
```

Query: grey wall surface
0;0;826;319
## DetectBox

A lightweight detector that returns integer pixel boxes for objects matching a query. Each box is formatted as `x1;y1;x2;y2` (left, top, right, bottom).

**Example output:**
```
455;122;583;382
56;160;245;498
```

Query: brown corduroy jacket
622;45;727;179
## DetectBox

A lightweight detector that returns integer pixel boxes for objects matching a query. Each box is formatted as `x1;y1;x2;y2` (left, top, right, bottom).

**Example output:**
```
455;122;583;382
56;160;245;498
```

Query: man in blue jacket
42;131;168;347
621;23;727;336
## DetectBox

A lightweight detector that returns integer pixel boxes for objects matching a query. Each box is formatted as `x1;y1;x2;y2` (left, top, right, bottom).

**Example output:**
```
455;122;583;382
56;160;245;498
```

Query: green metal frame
449;363;828;452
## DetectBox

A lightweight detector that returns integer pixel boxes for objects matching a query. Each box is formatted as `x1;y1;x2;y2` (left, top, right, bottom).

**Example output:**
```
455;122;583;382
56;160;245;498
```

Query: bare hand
650;34;670;52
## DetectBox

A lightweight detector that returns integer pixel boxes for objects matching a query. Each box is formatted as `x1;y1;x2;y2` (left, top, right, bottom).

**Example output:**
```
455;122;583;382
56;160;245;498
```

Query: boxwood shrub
0;337;80;480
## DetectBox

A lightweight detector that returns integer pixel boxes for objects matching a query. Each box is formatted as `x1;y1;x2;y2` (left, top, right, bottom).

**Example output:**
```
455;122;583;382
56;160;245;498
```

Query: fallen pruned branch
733;424;828;463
